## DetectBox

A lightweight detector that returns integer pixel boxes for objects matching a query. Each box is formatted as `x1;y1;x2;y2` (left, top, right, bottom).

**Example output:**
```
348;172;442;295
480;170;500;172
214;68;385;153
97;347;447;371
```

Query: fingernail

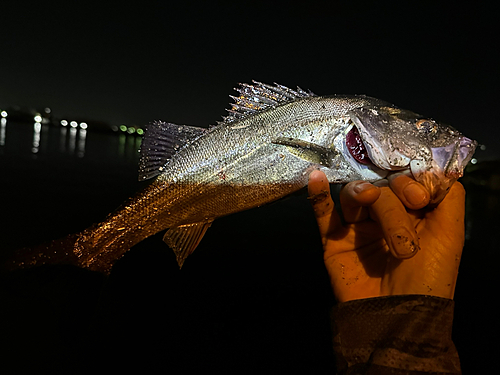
390;229;419;258
403;183;427;207
353;182;375;194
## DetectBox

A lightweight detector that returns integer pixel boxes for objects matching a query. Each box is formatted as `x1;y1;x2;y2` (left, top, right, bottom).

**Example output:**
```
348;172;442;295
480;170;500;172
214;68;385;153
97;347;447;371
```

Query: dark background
1;1;498;374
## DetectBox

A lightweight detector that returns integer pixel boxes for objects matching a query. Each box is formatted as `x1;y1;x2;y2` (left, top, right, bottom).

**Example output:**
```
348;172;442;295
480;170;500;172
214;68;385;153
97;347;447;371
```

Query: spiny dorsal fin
163;221;213;269
138;121;207;181
219;81;316;125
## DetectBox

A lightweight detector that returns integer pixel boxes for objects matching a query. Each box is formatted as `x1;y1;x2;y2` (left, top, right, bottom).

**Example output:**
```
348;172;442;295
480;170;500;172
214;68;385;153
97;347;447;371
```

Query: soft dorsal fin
138;121;207;180
163;221;213;269
218;81;316;125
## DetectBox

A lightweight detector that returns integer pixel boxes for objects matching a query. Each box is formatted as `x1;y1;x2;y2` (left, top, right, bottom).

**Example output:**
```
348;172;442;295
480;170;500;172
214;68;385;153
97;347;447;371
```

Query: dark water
0;119;498;373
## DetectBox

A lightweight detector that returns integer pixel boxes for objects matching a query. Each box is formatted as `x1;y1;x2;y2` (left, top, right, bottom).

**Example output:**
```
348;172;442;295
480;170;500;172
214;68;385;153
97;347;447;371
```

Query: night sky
1;2;498;159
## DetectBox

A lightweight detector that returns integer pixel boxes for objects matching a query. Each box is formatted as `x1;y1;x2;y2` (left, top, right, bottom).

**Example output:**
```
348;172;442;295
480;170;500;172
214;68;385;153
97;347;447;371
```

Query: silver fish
9;81;477;273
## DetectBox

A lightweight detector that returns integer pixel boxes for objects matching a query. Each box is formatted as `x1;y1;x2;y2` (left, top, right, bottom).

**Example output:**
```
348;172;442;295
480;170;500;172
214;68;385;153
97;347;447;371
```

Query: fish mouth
347;125;477;205
346;125;402;170
410;136;477;205
342;125;389;181
346;123;411;171
345;125;374;166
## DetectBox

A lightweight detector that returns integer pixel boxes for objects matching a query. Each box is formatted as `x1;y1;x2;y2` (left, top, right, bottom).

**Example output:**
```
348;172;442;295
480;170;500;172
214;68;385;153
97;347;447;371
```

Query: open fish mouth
345;125;373;165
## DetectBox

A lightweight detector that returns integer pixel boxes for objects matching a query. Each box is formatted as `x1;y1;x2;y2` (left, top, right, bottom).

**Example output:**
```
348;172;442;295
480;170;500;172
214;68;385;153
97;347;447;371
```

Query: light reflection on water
119;132;143;160
68;127;78;156
0;118;6;146
77;129;87;158
0;118;141;162
32;122;41;154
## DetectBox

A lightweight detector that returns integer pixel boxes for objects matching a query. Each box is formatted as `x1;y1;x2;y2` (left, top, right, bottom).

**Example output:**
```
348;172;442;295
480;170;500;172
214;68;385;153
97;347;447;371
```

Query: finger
308;170;342;239
340;181;381;223
388;171;430;210
426;181;466;244
369;186;420;259
426;181;465;297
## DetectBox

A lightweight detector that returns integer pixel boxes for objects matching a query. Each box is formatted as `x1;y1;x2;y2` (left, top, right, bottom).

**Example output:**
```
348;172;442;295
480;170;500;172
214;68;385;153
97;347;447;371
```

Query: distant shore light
80;122;88;129
70;121;78;128
34;115;42;123
1;110;7;118
61;120;68;126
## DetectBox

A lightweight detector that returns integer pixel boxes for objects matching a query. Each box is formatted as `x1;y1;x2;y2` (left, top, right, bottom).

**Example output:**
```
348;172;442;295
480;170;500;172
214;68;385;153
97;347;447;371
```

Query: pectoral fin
271;137;336;167
163;221;213;268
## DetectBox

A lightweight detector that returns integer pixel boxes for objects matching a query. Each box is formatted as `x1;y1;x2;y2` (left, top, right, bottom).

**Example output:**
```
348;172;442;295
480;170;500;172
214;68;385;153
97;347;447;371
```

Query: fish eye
415;119;437;134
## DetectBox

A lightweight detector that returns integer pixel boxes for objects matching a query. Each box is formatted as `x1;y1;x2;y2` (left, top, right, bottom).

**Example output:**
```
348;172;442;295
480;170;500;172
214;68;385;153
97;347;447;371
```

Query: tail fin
1;235;82;273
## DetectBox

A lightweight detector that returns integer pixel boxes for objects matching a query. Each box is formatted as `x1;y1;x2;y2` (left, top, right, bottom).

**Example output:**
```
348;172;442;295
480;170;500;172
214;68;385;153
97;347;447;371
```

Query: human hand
308;170;465;302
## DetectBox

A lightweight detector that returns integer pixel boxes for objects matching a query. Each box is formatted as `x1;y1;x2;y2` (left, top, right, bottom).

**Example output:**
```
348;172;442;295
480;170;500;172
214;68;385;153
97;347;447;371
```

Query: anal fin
163;221;213;268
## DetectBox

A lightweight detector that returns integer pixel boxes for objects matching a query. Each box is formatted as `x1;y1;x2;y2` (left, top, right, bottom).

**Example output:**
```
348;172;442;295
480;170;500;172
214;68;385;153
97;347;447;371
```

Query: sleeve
331;295;461;374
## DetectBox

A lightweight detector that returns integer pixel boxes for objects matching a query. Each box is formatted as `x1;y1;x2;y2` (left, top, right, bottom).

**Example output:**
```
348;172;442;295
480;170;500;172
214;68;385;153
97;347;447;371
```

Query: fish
5;81;477;274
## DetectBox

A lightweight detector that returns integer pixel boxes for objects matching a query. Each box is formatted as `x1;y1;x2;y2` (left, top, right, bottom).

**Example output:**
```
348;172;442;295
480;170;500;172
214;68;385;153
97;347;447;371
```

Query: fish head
348;105;477;204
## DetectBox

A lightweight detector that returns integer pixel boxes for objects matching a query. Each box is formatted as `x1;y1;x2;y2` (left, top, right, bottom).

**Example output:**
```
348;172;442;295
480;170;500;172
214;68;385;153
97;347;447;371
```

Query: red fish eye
346;126;372;165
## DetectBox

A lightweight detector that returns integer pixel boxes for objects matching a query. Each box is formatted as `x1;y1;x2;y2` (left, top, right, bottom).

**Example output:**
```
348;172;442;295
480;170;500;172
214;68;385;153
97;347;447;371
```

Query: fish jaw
410;136;477;204
347;105;477;204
